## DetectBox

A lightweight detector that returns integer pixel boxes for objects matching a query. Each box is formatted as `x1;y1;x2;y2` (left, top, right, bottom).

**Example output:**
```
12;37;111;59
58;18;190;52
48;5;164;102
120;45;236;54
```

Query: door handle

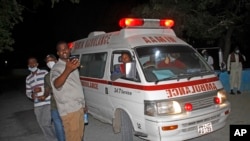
105;87;108;94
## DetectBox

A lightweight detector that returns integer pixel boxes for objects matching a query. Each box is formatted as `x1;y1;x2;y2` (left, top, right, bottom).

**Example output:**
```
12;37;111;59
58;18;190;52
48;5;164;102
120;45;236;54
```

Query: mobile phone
69;56;79;61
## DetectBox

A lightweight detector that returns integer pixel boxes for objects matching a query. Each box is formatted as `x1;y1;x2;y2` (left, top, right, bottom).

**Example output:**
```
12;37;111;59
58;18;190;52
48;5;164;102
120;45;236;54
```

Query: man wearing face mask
44;54;65;141
25;57;57;141
227;47;246;94
201;49;214;70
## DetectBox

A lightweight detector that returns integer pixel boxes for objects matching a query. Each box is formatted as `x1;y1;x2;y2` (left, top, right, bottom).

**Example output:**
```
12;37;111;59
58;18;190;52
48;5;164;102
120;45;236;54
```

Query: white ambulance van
70;18;230;141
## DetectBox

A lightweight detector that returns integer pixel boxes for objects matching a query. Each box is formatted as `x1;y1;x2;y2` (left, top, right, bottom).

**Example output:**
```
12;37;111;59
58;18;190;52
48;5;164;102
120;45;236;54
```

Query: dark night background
0;0;249;72
1;0;147;70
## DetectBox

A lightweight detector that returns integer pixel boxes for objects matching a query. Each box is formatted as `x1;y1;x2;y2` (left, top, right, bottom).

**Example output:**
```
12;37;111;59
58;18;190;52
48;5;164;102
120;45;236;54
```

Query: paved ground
0;75;250;141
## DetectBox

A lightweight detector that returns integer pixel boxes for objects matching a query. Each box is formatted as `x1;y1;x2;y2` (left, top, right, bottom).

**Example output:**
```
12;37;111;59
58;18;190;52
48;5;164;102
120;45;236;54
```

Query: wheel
121;110;134;141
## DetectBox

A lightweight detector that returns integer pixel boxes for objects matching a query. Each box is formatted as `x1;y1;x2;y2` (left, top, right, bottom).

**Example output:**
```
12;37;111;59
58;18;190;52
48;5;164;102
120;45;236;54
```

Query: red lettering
200;84;206;91
148;37;158;43
178;87;185;95
167;37;176;42
212;83;217;90
162;36;176;42
172;88;179;97
166;89;172;98
73;34;111;49
195;85;201;92
92;38;97;46
191;86;196;93
81;41;86;48
142;37;151;43
162;36;171;42
106;34;111;44
185;87;191;94
154;36;166;42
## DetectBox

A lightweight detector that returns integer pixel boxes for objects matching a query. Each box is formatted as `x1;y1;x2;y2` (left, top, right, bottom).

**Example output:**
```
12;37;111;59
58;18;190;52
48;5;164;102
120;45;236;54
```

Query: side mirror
125;61;136;79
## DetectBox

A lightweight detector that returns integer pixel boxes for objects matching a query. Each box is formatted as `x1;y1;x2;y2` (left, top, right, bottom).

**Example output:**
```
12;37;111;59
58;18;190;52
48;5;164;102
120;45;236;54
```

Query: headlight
145;100;182;116
214;89;227;104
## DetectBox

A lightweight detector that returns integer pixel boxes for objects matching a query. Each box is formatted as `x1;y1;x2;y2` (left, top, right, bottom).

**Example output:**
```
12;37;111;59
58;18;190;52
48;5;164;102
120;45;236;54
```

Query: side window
111;50;131;73
111;50;140;82
79;52;107;78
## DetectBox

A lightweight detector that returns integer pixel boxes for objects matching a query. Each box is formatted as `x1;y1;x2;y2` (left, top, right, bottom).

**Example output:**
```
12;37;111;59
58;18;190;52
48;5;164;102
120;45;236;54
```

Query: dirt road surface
0;76;249;141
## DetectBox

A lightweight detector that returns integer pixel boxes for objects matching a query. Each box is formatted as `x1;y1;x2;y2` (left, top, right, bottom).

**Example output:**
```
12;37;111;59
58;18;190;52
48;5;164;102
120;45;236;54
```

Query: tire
121;110;134;141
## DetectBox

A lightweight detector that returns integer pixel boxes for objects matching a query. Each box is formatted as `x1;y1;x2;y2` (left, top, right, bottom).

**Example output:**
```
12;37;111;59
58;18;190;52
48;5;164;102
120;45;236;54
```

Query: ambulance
69;18;231;141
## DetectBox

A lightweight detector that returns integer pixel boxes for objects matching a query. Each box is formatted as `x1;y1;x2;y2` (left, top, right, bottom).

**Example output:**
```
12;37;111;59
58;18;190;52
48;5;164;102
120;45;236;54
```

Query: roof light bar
160;19;175;28
119;18;144;28
119;18;175;28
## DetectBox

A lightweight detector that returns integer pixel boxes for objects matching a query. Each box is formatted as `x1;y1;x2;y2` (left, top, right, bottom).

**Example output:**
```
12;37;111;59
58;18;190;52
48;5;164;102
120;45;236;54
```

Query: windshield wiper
187;73;203;80
187;70;212;80
155;75;181;84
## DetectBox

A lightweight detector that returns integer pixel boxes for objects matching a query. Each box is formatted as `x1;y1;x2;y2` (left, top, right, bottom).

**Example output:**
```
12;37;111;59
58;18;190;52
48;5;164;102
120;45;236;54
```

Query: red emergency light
119;18;144;28
119;18;175;28
68;42;74;49
160;19;175;28
214;97;221;104
184;103;193;111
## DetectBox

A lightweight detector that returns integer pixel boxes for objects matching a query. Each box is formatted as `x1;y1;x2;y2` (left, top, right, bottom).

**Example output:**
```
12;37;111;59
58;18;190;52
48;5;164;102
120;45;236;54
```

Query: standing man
201;49;214;70
227;47;246;94
50;41;85;141
44;54;65;141
25;57;57;141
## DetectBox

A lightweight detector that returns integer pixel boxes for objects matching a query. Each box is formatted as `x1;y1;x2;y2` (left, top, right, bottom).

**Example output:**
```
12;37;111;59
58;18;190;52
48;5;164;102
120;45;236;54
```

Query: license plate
197;122;213;135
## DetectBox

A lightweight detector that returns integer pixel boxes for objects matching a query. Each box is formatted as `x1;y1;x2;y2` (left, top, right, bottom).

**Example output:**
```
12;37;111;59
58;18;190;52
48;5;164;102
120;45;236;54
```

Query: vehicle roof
71;28;189;54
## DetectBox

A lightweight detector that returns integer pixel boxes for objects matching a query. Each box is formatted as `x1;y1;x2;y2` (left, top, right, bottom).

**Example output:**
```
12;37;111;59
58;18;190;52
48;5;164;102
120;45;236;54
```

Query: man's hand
31;87;41;99
54;58;80;89
65;58;80;72
38;96;45;101
31;93;36;100
33;87;41;93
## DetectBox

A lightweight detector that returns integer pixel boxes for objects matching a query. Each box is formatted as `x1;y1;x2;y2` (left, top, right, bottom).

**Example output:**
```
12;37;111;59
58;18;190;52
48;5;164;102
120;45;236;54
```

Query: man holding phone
25;57;57;141
51;41;85;141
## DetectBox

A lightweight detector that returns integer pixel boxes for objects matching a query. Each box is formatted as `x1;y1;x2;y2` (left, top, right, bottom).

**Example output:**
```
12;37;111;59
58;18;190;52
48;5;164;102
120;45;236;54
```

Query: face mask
28;67;37;72
235;50;240;54
47;61;55;69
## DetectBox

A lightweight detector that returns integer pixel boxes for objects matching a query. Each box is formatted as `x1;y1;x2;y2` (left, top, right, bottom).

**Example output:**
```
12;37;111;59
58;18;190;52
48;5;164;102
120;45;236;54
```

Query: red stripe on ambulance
80;77;219;91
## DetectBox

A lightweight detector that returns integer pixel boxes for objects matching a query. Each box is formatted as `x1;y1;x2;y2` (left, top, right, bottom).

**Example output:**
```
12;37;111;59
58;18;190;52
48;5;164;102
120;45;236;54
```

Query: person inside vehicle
157;53;186;69
114;52;132;74
111;52;132;80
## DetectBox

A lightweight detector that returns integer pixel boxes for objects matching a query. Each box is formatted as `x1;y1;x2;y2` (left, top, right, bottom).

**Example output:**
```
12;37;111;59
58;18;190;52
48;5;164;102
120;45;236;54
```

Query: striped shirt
26;69;51;107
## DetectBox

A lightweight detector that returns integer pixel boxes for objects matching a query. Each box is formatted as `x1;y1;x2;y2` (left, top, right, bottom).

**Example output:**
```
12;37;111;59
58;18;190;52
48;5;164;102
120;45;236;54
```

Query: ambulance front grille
185;96;215;110
181;114;220;132
177;91;217;111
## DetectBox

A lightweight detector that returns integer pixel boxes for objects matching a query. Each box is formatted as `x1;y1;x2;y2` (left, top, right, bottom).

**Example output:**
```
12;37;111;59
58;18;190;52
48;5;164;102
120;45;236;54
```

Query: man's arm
39;73;51;101
53;69;72;89
26;79;33;99
53;59;80;89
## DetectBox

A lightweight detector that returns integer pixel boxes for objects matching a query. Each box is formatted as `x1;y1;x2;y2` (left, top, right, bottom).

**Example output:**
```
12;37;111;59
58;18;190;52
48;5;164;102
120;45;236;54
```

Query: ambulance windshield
136;45;213;82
